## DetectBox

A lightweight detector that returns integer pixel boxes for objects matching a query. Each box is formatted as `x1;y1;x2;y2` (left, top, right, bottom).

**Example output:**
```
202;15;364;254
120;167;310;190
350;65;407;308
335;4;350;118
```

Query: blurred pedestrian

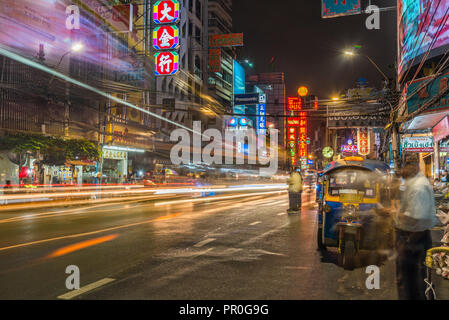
287;168;303;212
394;160;438;300
441;170;449;182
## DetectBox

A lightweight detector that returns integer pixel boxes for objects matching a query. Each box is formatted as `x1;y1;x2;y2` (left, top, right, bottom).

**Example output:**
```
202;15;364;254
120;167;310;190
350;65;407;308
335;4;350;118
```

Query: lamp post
48;42;83;86
47;42;83;137
344;50;389;83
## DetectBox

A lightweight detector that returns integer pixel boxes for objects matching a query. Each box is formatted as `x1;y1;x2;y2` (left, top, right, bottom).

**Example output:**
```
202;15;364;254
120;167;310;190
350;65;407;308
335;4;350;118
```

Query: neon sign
153;0;180;24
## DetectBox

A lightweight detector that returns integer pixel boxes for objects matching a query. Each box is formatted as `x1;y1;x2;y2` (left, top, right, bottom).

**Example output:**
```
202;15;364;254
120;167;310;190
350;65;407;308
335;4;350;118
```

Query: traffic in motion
2;0;449;302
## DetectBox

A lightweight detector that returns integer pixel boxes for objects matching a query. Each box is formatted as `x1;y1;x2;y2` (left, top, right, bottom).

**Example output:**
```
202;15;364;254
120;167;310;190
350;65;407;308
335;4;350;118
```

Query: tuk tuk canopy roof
323;159;390;175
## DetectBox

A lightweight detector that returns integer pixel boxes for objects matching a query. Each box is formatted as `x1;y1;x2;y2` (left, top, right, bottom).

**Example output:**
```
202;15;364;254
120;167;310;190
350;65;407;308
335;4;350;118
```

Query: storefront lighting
103;146;145;153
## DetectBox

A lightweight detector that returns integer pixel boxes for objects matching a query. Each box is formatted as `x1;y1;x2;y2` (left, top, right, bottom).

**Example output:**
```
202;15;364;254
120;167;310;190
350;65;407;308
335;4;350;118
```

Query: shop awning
401;110;449;132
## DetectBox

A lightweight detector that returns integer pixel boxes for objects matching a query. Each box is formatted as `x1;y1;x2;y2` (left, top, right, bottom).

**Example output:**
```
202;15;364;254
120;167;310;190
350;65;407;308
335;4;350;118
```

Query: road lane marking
57;278;115;300
0;212;183;253
241;222;290;246
194;238;216;248
254;249;285;256
249;221;261;226
277;212;286;216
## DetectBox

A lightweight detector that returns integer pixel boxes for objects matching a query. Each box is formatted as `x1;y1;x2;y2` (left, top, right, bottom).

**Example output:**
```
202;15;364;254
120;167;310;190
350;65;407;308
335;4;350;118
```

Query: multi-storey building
247;73;287;150
207;0;234;121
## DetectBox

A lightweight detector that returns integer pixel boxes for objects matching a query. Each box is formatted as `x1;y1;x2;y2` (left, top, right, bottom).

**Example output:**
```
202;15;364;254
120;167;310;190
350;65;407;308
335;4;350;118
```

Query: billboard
0;0;142;72
398;0;449;79
233;60;245;94
321;0;361;18
209;33;244;47
407;70;449;114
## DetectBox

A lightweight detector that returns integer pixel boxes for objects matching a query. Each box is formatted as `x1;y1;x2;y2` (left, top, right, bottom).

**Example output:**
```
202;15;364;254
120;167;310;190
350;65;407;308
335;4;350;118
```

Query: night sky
233;0;397;99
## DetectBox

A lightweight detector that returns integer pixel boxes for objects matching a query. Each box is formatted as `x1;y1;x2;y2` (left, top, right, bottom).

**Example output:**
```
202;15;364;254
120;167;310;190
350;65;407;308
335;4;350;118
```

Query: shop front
101;147;128;184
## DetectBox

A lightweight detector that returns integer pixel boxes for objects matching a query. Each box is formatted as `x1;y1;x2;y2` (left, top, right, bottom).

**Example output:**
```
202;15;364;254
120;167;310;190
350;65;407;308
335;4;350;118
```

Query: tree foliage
0;134;100;166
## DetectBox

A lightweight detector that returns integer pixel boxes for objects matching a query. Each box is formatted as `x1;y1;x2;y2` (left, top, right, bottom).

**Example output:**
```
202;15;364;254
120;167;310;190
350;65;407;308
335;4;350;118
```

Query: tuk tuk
316;157;391;269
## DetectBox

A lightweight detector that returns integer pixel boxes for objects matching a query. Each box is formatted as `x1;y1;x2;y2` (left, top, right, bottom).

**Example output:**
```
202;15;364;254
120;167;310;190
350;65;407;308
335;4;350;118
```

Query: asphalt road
0;186;425;300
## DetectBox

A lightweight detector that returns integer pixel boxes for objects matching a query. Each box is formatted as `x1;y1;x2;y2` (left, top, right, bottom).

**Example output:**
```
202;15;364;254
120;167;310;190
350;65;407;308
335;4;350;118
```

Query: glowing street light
343;48;389;82
49;42;84;86
297;86;309;97
70;42;84;52
332;97;340;101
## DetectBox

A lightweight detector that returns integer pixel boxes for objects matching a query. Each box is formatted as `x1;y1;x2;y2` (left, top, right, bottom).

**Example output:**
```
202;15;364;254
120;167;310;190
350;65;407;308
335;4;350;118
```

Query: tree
0;133;100;167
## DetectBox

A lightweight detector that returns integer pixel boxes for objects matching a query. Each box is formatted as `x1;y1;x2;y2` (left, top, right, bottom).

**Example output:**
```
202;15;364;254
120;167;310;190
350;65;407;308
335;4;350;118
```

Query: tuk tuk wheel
338;238;356;270
317;227;326;251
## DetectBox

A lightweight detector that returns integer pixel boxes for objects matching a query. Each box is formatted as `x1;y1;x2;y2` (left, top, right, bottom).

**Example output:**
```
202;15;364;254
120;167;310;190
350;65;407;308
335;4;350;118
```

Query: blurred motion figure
287;168;303;213
394;160;438;300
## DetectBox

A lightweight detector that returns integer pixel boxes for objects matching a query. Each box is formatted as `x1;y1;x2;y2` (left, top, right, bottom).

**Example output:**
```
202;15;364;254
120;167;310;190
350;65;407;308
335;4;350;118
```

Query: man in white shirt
395;160;438;300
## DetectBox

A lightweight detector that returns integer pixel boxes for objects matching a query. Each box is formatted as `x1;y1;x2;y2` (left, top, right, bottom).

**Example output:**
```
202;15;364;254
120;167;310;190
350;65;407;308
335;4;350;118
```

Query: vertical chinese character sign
153;25;179;50
155;51;179;75
298;112;308;170
153;0;180;76
153;0;180;24
357;128;370;156
287;126;298;166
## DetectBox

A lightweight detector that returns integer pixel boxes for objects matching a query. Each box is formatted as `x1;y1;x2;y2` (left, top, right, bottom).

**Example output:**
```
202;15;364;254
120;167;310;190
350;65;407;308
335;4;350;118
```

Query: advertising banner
407;71;449;114
209;33;244;47
234;93;260;105
398;1;449;78
321;0;361;18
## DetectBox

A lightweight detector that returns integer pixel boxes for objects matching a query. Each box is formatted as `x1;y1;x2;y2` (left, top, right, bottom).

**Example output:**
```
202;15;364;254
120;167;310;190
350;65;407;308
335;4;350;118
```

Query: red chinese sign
152;25;179;50
153;0;180;24
298;115;308;159
154;51;179;75
357;128;370;156
209;33;244;47
209;49;221;72
287;97;303;111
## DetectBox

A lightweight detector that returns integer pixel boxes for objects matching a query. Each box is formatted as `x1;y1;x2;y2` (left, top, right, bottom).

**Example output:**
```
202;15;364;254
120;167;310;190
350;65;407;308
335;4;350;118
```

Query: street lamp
344;50;389;83
48;42;84;85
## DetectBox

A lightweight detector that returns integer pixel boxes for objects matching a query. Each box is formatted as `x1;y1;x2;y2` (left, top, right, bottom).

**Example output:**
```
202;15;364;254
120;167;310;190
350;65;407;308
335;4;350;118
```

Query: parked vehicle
316;157;391;269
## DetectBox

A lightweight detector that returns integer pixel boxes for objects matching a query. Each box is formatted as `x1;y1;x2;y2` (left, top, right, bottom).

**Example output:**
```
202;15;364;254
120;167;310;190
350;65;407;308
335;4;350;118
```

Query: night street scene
2;0;449;308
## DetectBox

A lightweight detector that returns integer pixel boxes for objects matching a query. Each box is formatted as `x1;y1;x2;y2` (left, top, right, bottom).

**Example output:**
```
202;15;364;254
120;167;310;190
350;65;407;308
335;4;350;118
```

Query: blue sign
233;60;246;95
239;117;248;126
229;117;238;127
257;104;266;136
307;160;314;165
322;0;361;19
233;60;246;114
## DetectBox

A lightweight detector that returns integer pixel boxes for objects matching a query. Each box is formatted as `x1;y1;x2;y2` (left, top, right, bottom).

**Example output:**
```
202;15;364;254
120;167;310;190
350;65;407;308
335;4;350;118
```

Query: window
188;22;193;36
195;26;201;43
195;0;202;20
194;55;201;78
